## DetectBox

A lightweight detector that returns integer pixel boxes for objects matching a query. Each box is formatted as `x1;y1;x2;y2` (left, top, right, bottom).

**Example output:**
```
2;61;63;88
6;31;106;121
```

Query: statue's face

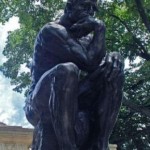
68;0;98;23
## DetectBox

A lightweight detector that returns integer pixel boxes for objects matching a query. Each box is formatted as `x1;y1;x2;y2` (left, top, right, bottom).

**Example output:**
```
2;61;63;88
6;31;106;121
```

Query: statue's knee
56;62;79;76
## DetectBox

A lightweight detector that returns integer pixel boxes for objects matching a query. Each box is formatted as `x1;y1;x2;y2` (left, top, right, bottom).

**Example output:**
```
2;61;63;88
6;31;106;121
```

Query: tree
0;0;64;93
98;0;150;149
0;0;150;149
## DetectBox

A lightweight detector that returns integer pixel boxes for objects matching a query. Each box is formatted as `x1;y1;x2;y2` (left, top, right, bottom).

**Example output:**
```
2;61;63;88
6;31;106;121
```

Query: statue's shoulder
40;22;68;39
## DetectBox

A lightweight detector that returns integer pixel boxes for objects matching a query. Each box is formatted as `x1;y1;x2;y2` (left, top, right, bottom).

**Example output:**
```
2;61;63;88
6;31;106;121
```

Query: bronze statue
24;0;124;149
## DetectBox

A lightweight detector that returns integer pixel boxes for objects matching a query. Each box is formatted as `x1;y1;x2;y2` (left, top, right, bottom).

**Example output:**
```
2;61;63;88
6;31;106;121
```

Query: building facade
0;122;33;150
0;122;117;150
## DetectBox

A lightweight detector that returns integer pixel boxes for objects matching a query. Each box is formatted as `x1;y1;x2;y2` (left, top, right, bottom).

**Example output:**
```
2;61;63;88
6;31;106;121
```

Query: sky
0;17;32;128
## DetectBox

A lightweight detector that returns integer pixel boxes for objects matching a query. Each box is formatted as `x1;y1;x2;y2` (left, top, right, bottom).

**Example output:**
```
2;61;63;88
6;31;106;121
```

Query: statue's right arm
37;23;93;72
39;22;97;72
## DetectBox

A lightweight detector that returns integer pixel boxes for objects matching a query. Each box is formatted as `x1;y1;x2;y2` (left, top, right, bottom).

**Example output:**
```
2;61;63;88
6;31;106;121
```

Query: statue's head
64;0;98;22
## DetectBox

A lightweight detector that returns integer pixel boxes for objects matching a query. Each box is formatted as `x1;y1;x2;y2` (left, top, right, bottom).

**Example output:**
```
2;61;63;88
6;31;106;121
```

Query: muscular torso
30;22;92;90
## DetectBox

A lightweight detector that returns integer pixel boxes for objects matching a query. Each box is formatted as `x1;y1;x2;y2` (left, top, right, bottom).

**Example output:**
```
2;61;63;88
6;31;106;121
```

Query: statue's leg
90;52;124;150
25;78;60;149
30;63;79;150
48;62;79;150
77;75;104;150
77;52;124;150
31;120;58;150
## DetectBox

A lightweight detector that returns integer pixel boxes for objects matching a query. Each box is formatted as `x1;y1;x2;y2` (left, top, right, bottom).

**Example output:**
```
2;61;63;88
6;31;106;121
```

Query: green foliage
111;106;150;149
98;0;150;149
0;0;64;93
0;0;150;149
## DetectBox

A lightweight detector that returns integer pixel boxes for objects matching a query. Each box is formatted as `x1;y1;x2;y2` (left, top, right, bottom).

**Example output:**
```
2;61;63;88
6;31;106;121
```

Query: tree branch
134;0;150;32
110;14;150;61
131;79;144;90
137;50;150;61
122;98;150;118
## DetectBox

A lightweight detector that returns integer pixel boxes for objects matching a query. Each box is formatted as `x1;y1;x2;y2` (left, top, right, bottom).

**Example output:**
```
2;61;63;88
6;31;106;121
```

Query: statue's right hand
70;16;102;31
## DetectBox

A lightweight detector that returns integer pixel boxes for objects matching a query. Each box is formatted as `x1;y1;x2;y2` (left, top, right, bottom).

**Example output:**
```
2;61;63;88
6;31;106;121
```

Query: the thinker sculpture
24;0;124;149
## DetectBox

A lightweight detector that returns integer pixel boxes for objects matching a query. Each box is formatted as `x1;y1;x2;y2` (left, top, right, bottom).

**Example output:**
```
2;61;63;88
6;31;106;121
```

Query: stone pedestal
0;123;117;150
0;124;33;150
109;144;117;150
